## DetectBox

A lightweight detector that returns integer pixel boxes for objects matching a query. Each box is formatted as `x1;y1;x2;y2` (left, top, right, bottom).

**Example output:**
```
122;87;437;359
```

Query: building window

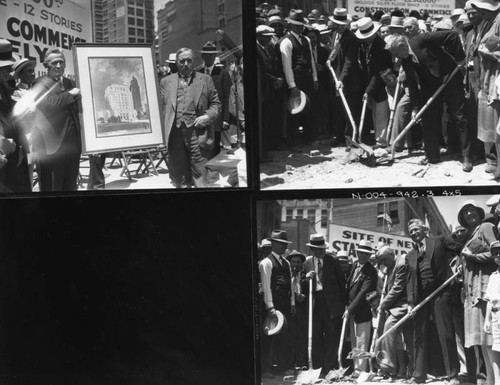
286;209;293;222
129;37;136;43
321;209;328;227
128;17;135;25
137;19;144;27
128;27;135;36
377;202;400;227
307;209;315;224
128;6;134;15
137;29;144;37
296;209;303;219
137;8;144;17
389;202;400;224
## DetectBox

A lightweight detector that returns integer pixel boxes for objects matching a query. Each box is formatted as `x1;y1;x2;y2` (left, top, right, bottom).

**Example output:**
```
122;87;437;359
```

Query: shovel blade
348;348;373;360
325;367;348;382
295;368;322;384
356;371;376;384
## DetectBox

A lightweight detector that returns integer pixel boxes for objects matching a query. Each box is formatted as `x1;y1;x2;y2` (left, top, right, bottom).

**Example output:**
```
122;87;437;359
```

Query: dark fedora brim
286;17;307;25
269;237;292;244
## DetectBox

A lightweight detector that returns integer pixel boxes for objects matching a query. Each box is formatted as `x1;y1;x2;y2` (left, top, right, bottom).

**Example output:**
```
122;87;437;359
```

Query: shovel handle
327;61;359;142
390;66;462;159
385;79;402;143
359;96;368;139
338;310;348;369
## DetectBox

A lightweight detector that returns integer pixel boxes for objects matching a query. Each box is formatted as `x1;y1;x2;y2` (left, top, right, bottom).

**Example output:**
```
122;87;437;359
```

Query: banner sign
0;0;93;79
347;0;456;18
329;224;413;257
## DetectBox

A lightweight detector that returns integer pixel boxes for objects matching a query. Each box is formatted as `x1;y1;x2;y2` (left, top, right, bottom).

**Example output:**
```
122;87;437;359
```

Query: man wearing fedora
256;25;285;155
302;234;346;377
328;8;364;149
345;239;378;377
385;30;472;171
356;17;393;148
198;41;229;158
375;245;413;380
0;39;31;192
280;9;318;146
287;250;308;370
405;218;463;384
160;47;221;188
259;230;295;376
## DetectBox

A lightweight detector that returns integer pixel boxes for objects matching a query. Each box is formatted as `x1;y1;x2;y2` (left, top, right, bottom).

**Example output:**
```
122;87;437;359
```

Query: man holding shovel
375;245;413;380
385;31;472;171
405;219;463;384
302;234;347;378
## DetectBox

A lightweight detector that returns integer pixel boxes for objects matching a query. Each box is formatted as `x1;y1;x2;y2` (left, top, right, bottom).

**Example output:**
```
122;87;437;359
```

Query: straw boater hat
268;15;286;26
12;58;36;78
200;41;220;54
288;89;309;114
0;39;16;68
380;13;391;24
306;233;330;249
259;238;272;248
434;19;453;30
286;9;308;25
470;0;500;11
329;8;351;25
389;16;405;30
458;200;486;227
354;239;374;253
335;250;349;261
490;240;500;250
166;53;176;63
355;17;381;39
263;310;286;336
451;8;465;20
457;13;472;27
256;25;276;36
268;229;292;244
315;24;330;35
286;250;306;263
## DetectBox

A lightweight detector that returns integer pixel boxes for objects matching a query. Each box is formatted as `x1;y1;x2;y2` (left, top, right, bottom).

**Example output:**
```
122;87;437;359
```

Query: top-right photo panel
256;0;500;190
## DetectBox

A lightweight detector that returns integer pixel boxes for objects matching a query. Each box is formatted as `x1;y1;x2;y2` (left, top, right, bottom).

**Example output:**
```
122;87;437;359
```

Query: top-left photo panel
0;0;246;193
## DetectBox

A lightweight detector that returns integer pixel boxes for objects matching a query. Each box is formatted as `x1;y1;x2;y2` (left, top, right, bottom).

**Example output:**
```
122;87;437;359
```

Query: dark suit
257;41;284;151
402;31;469;162
32;75;81;191
302;254;347;373
160;71;221;188
406;235;463;381
359;35;392;103
328;29;364;141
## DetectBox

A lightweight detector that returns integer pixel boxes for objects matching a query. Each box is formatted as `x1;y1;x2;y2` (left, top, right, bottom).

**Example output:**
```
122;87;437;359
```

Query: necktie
318;259;323;284
205;67;210;75
353;264;361;282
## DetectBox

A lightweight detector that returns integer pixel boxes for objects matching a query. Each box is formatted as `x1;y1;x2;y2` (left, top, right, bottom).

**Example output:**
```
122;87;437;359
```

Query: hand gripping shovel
390;66;462;161
356;274;389;384
296;279;321;384
327;61;374;157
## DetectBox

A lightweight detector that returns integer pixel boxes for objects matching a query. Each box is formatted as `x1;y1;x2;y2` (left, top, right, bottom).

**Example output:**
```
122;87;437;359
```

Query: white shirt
259;251;295;309
280;31;318;89
203;63;216;76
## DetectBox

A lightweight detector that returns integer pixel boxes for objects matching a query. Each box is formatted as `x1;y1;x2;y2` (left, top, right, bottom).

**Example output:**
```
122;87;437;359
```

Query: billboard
0;0;92;79
347;0;456;18
329;224;413;257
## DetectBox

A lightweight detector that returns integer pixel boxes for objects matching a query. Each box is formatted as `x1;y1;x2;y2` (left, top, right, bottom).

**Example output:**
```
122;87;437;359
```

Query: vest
286;33;312;75
269;254;291;299
175;77;197;128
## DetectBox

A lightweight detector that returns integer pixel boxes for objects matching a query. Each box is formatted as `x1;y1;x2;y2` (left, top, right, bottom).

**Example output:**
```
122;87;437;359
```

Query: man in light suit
160;48;221;188
302;234;346;377
405;219;463;385
32;47;81;191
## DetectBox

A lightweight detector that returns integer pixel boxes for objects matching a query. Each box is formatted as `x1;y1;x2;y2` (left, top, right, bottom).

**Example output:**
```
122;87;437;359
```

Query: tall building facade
104;84;137;121
92;0;155;44
156;0;242;67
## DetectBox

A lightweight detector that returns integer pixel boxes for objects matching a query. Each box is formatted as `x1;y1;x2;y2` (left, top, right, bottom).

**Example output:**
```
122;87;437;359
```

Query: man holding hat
356;17;393;148
328;8;364;149
302;234;346;377
259;230;295;376
280;9;318;146
405;218;463;384
375;245;413;380
345;239;378;377
256;25;285;154
0;39;31;192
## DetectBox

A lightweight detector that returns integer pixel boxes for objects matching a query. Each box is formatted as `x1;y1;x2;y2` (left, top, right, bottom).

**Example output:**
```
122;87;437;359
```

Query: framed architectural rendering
73;44;164;154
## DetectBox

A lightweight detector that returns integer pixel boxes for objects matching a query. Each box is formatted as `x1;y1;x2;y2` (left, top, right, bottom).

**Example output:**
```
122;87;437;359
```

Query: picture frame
73;43;164;154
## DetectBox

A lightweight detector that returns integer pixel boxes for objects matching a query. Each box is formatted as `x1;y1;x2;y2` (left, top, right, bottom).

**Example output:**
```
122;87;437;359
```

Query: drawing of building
104;84;137;121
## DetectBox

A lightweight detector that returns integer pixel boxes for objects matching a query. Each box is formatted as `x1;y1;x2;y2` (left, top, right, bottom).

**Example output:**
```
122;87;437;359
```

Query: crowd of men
256;1;500;175
258;198;500;385
0;38;243;192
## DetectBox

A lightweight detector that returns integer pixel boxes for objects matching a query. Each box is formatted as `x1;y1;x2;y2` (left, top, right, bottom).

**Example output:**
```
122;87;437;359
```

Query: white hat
354;240;374;253
256;25;276;36
306;233;330;249
329;8;351;25
355;17;381;39
470;0;500;11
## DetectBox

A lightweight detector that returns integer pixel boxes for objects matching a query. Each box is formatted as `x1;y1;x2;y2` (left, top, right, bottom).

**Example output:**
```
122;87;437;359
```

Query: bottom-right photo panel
255;195;499;385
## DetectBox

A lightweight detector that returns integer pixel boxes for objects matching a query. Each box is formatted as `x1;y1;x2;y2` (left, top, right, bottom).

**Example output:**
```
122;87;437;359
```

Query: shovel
356;274;389;384
385;78;402;145
327;61;374;157
390;66;462;161
296;279;321;384
325;312;350;381
359;94;368;142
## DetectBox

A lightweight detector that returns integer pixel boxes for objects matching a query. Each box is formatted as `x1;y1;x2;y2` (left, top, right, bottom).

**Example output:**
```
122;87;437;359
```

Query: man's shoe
462;157;473;172
350;369;361;379
408;377;426;384
485;164;497;173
